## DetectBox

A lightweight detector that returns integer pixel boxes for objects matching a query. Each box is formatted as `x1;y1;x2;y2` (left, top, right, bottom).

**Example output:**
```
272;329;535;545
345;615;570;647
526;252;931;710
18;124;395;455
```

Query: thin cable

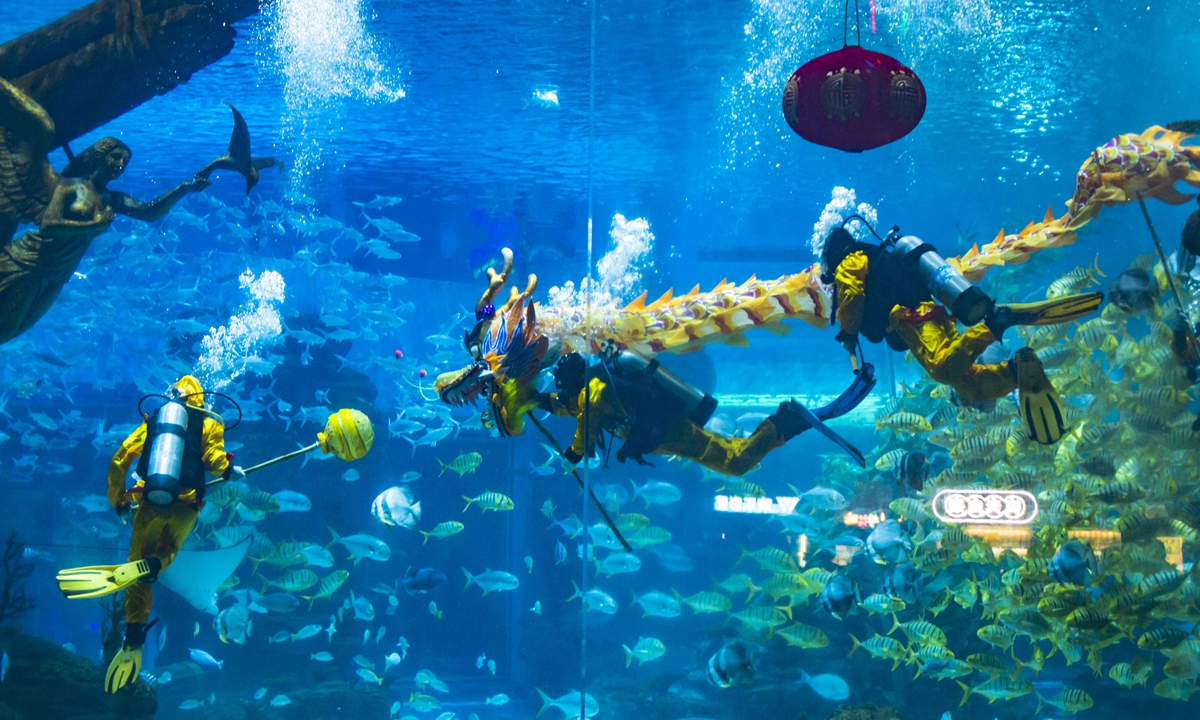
843;0;862;47
581;0;597;713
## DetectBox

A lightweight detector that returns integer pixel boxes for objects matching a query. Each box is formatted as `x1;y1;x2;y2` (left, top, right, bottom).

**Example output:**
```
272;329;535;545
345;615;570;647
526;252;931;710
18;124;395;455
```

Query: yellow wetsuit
548;377;783;477
107;405;228;625
834;251;1014;403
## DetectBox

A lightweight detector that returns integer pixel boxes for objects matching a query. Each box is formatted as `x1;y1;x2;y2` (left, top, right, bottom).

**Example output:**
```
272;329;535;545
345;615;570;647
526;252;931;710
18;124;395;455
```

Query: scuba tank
143;400;189;506
890;235;993;326
609;349;718;427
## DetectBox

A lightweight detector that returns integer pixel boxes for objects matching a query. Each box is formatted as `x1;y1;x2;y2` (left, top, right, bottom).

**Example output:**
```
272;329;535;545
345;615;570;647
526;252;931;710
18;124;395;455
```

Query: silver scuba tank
611;349;718;427
144;400;189;505
891;235;993;326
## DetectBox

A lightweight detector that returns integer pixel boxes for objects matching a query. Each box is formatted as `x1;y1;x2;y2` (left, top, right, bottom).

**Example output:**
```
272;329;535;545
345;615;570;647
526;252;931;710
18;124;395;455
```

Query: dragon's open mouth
434;362;492;407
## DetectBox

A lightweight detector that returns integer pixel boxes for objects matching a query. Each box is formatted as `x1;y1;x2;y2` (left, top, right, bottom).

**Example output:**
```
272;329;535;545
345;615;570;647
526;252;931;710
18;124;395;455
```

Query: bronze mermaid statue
0;77;279;347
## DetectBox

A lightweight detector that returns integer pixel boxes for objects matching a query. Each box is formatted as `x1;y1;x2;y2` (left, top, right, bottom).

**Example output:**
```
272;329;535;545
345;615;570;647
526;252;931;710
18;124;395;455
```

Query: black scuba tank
890;235;993;326
610;349;718;427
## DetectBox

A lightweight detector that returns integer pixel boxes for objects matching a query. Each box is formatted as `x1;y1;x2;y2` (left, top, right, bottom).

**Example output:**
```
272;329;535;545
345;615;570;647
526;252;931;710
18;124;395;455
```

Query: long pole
205;441;321;488
1136;191;1200;353
526;414;630;552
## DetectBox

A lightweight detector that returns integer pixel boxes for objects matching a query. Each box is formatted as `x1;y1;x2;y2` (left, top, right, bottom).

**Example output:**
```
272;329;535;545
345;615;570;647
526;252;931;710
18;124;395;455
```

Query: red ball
418;369;427;378
394;349;403;359
782;45;925;153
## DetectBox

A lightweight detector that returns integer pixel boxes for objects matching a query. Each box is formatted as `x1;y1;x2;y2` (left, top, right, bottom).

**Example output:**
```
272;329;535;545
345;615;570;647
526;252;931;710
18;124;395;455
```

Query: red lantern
782;12;925;153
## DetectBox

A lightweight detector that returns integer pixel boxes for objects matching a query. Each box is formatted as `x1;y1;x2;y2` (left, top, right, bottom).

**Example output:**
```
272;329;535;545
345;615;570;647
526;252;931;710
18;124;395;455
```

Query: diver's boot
1012;348;1065;444
105;619;157;693
985;292;1104;339
57;557;162;600
767;400;811;441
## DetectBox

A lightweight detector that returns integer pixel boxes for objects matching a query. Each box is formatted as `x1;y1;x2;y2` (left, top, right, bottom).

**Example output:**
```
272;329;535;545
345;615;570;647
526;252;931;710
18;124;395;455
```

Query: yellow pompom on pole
317;408;374;461
207;409;375;487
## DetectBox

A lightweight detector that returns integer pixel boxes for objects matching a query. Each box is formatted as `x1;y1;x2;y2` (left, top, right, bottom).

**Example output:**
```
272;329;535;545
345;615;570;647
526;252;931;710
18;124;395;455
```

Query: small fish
631;480;682;507
541;499;557;518
531;601;542;615
429;601;442;619
312;652;334;661
271;694;292;706
419;522;464;544
376;627;386;643
188;649;223;669
291;624;323;641
254;688;267;699
525;556;534;573
555;541;567;565
799;671;850;701
438;452;483;477
462;568;520;595
342;469;361;482
476;652;487;669
622;637;666;667
486;693;510;705
179;700;205;710
462;491;514;512
487;659;496;675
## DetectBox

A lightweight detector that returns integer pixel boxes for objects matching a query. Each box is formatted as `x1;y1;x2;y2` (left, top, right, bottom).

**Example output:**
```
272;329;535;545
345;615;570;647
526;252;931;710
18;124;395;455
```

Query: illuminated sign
1068;529;1121;551
714;496;799;515
932;489;1038;525
797;533;808;568
1159;536;1183;571
842;511;887;529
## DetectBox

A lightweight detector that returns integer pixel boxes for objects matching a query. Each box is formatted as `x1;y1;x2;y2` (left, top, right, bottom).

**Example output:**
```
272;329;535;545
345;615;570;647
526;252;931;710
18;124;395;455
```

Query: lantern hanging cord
844;0;862;47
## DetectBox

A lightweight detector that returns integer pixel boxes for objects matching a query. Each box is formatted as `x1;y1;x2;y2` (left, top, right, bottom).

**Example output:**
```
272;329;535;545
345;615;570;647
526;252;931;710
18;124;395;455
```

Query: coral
0;625;155;719
0;531;35;623
823;704;904;720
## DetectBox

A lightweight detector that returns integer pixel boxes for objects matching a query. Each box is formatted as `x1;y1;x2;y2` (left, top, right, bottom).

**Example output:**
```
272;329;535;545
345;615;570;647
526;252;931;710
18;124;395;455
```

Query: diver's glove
561;449;582;474
114;503;134;525
834;331;859;354
222;465;246;483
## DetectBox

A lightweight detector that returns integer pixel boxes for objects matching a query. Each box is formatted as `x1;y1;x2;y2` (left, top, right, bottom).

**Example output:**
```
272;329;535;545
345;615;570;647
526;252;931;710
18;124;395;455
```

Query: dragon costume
435;125;1199;456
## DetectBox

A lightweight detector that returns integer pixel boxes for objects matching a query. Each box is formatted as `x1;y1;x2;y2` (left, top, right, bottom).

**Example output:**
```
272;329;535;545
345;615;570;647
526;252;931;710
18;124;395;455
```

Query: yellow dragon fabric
537;126;1200;357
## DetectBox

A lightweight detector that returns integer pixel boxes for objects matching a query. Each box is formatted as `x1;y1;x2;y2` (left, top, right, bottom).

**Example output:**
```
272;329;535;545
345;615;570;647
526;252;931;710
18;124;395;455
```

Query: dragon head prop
434;248;550;437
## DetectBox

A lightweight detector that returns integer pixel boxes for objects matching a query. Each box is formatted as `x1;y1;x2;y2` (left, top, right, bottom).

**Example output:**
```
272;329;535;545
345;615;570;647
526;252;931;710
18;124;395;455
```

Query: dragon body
436;126;1199;435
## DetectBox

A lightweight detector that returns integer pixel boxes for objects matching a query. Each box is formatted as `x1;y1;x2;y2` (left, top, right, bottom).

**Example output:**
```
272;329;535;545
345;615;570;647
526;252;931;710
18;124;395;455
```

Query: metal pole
205;441;321;488
1136;191;1200;352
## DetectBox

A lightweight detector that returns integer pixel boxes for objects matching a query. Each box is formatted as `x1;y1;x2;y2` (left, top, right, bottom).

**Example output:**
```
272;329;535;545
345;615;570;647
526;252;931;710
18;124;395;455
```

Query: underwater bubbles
197;270;287;391
547;214;655;314
810;187;879;257
260;0;407;181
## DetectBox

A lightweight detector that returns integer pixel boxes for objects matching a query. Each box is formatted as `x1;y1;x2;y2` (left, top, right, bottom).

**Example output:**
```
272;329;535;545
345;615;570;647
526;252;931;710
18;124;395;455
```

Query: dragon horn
477;248;515;314
500;274;538;313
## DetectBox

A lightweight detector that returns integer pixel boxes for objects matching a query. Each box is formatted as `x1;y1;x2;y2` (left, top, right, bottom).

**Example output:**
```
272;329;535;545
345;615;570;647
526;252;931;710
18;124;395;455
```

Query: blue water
2;0;1200;718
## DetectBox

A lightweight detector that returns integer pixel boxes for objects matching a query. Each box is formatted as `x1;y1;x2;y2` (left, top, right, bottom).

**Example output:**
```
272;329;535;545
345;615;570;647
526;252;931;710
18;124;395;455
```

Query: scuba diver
433;247;877;476
819;220;1103;444
542;343;875;475
56;375;244;693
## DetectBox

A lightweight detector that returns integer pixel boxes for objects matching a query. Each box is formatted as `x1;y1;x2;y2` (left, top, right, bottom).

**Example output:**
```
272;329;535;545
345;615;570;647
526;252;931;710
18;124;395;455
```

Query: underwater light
841;511;887;528
713;495;799;515
1067;528;1122;551
932;489;1038;525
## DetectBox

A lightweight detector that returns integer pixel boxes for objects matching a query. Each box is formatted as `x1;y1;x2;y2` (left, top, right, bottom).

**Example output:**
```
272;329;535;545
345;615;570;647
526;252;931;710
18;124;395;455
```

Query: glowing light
932;489;1038;525
831;545;859;566
1068;529;1121;551
842;511;887;528
1158;536;1184;571
797;533;808;568
714;496;799;515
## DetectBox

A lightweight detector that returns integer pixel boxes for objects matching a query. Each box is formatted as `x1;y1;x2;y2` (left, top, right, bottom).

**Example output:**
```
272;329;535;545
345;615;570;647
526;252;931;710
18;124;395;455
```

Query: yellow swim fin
986;292;1104;337
105;645;142;693
104;620;156;693
56;558;161;600
1013;348;1065;444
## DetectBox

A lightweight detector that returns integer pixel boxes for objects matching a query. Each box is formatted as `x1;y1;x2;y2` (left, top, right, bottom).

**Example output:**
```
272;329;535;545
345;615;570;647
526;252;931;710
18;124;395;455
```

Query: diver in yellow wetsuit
540;346;874;476
820;222;1103;444
56;375;243;693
